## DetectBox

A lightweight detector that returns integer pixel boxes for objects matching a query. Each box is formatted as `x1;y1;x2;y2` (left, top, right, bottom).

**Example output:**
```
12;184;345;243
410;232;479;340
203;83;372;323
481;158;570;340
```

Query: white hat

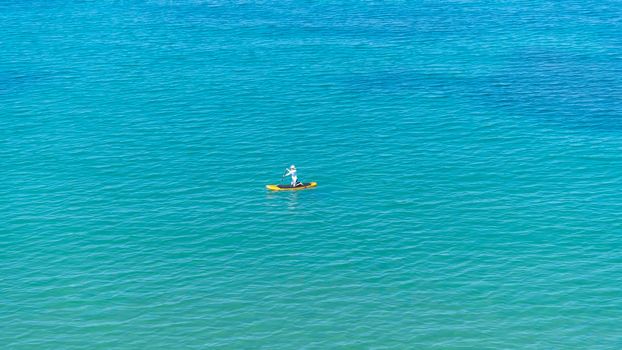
290;165;296;169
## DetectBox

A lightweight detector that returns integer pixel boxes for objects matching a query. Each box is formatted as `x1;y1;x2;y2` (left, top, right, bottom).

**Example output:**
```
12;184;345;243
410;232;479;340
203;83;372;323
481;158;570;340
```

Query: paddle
280;169;288;184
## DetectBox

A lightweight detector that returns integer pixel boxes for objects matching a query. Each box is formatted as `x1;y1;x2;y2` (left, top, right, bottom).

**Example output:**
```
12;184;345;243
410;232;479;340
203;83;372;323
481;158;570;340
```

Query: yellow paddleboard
266;182;317;191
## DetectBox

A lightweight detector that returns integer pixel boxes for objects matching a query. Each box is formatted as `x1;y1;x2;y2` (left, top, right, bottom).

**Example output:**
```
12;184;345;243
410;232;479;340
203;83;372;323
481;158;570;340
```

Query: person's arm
284;169;292;176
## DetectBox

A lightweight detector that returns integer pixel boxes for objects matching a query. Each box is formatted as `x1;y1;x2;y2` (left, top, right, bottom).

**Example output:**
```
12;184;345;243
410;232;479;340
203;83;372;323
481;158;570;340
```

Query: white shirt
286;169;297;179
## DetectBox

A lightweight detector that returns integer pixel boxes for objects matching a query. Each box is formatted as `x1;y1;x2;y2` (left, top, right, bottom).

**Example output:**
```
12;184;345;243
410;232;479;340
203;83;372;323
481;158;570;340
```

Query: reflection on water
265;189;301;211
286;191;300;211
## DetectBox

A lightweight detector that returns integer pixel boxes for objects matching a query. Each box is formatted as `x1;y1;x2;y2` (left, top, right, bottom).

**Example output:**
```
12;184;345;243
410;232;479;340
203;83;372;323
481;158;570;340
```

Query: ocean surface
2;1;622;348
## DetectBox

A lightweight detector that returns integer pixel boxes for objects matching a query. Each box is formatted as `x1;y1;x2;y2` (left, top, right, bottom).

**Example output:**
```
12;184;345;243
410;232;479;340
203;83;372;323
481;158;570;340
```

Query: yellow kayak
266;182;317;191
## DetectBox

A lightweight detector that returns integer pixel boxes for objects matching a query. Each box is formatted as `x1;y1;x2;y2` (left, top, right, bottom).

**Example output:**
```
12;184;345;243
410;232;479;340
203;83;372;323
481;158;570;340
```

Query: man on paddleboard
284;165;301;187
266;166;316;191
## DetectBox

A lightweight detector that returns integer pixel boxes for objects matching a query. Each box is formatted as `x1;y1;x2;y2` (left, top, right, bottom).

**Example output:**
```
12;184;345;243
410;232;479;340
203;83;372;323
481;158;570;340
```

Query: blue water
2;1;622;348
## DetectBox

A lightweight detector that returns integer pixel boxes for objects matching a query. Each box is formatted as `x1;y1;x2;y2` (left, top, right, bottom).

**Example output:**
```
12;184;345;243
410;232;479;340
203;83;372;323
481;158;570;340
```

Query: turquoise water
2;1;622;348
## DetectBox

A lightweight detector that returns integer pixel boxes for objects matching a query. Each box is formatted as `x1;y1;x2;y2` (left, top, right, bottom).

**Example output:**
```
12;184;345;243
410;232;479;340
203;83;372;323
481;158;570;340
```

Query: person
284;165;301;187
